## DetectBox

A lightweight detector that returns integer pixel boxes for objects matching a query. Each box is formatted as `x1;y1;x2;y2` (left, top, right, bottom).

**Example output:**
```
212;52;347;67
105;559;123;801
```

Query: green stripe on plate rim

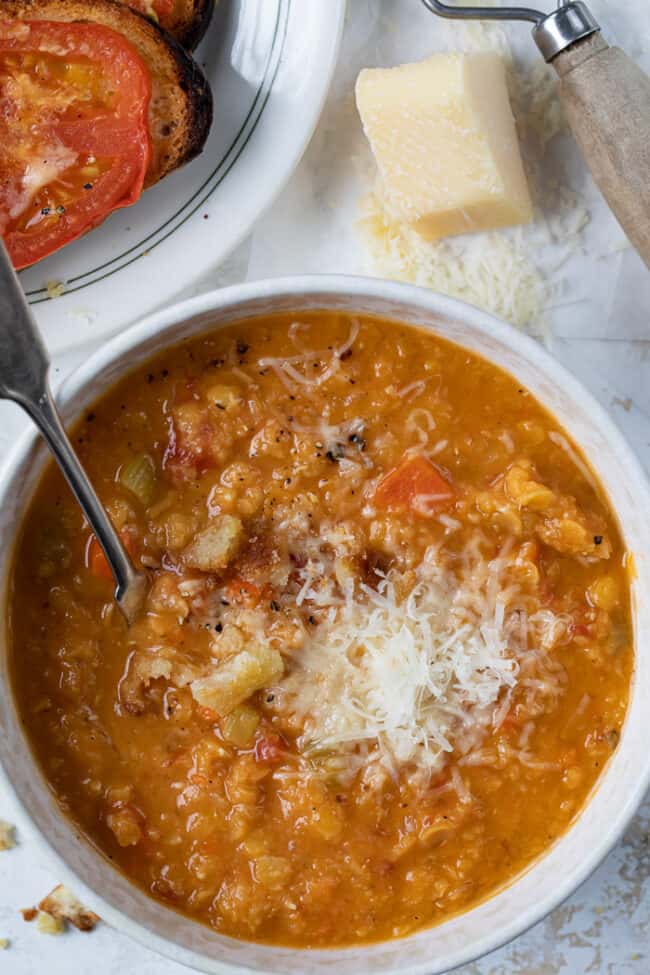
26;0;290;303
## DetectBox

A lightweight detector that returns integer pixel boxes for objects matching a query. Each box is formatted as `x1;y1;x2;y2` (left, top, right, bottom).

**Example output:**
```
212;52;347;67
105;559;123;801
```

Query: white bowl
1;276;649;975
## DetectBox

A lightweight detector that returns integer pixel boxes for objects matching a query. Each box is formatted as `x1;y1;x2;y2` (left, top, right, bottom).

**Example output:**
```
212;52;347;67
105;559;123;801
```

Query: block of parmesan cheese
355;53;533;240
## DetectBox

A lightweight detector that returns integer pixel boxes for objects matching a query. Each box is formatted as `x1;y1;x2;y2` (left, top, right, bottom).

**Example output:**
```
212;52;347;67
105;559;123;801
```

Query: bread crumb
0;819;15;850
22;884;100;933
612;396;633;413
46;280;66;298
36;911;65;935
39;884;100;931
0;937;9;949
183;515;244;572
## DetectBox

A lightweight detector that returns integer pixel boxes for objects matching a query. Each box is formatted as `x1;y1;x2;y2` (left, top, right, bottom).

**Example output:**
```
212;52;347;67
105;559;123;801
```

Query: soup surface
10;313;632;947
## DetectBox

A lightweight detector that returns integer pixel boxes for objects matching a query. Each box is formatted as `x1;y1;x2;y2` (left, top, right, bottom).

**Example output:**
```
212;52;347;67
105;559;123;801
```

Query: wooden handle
553;34;650;268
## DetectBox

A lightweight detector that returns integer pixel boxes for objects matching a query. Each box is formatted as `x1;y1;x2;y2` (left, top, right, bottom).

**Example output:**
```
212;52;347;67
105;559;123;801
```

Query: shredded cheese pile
279;537;566;777
360;193;548;330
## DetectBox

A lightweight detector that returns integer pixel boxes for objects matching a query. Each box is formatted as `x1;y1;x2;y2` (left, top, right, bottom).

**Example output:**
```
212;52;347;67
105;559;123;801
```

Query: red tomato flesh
0;20;152;268
254;733;286;765
374;454;454;515
226;577;267;607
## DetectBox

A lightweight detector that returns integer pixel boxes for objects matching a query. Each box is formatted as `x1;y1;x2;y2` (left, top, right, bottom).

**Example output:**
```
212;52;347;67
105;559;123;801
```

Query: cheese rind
355;53;533;240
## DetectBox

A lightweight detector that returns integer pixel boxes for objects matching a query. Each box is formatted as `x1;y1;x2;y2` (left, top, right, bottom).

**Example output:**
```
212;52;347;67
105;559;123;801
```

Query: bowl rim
2;274;650;975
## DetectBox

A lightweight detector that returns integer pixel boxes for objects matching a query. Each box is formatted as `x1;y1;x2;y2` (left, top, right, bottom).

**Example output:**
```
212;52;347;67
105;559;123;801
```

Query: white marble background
1;1;650;972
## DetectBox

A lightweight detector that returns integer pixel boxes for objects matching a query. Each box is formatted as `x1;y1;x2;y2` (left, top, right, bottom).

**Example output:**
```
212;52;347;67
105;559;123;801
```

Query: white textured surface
1;1;650;972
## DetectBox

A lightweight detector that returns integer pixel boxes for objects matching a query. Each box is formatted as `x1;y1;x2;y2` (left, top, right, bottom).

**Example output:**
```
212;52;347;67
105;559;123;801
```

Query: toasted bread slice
0;0;213;185
128;0;214;50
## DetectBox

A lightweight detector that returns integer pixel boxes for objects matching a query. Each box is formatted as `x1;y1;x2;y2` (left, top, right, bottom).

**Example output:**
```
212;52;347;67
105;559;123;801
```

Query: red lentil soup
9;313;632;947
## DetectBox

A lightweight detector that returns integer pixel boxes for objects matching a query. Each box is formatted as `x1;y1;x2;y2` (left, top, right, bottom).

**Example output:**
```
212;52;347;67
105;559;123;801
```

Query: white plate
18;0;345;355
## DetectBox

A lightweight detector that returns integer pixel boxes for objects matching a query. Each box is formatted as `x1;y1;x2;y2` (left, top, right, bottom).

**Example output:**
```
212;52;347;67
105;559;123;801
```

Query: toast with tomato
126;0;213;49
0;0;212;267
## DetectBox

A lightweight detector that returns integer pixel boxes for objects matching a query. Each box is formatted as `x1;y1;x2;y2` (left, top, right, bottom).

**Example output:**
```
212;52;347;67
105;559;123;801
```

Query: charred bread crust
0;0;213;184
172;0;213;51
144;14;213;181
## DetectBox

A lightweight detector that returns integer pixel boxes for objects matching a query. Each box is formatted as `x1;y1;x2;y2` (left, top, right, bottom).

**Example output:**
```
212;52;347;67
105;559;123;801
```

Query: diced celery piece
120;454;156;506
221;704;260;747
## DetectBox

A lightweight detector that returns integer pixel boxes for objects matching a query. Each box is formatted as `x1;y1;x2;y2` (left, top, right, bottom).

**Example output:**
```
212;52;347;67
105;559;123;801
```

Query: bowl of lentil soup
1;277;649;975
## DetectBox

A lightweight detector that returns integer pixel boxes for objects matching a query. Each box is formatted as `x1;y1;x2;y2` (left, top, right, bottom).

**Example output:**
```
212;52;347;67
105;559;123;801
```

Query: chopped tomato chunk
226;576;273;608
254;732;286;764
227;576;261;600
86;530;136;580
374;454;454;515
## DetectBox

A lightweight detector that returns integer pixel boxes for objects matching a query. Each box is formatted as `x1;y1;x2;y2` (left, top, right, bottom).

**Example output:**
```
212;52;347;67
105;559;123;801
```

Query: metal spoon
0;241;147;623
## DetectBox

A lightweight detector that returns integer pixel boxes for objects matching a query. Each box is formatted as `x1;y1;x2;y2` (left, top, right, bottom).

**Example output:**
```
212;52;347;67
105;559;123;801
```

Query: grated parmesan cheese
360;191;548;329
357;16;588;338
259;319;359;391
278;535;565;777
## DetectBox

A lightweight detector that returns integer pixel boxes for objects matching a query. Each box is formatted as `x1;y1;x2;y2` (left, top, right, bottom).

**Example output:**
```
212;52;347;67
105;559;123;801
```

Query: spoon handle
0;242;144;620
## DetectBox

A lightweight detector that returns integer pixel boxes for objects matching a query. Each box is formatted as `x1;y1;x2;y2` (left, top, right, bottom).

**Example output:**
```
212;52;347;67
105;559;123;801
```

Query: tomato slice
374;454;455;515
0;20;152;268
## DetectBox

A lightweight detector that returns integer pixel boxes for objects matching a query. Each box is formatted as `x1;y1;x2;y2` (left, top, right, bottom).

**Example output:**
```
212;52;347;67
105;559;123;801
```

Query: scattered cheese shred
259;319;359;391
0;819;15;851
